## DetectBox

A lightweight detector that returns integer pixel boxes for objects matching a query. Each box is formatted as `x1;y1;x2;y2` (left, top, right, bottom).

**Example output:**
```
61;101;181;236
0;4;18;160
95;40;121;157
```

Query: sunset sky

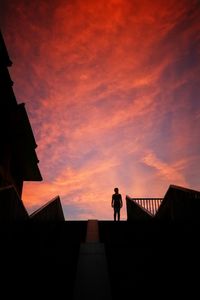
1;0;200;220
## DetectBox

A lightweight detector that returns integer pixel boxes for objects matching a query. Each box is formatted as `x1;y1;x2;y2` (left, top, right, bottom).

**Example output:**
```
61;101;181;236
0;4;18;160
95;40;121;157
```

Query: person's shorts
114;206;120;212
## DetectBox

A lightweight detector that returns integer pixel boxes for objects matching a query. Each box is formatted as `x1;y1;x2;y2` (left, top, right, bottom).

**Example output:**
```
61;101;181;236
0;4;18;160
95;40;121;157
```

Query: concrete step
74;220;112;300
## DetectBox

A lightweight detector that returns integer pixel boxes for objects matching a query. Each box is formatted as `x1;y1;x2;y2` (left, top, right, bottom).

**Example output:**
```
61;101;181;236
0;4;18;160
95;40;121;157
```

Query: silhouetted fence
126;196;163;216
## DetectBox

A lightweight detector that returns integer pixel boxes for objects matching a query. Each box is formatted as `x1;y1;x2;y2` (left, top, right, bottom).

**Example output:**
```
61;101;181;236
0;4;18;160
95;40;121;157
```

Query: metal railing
127;196;163;216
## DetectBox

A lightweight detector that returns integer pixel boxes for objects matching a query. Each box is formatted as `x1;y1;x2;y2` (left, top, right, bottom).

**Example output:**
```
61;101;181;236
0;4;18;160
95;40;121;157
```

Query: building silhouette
0;31;200;299
0;30;42;197
126;184;200;221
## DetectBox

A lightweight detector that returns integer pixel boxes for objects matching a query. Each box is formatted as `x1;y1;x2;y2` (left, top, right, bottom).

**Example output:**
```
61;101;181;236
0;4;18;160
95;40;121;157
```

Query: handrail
126;196;163;216
30;196;60;217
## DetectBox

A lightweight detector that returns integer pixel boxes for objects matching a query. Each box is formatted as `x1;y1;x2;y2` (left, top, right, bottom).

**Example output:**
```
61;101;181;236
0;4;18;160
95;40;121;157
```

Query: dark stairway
0;221;87;299
1;219;200;299
99;220;200;299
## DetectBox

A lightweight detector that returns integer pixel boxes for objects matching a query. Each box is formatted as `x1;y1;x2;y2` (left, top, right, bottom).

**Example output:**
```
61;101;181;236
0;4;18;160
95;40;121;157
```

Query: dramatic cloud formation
1;0;200;219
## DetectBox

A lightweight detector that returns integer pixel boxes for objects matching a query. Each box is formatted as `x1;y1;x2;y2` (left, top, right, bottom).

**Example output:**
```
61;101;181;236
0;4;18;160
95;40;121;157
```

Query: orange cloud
2;0;200;219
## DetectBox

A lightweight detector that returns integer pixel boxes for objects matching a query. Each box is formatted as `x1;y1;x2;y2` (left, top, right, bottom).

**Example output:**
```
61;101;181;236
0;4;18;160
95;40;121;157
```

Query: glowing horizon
1;0;200;220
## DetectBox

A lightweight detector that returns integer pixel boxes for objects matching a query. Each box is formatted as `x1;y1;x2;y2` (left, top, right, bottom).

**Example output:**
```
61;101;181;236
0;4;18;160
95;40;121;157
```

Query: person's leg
114;210;116;221
118;209;120;221
117;209;120;221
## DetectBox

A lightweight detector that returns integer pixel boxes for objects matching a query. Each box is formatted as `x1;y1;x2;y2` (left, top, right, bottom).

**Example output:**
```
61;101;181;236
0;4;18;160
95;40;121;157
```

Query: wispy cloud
2;0;200;219
142;151;187;185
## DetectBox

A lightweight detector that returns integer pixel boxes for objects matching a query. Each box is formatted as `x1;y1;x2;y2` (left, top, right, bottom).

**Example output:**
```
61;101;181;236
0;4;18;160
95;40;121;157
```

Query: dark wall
156;185;200;222
0;185;29;221
30;196;65;222
126;197;152;221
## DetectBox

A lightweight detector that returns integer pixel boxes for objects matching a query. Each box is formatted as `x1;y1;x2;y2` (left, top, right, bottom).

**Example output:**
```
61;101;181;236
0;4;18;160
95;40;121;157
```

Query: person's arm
111;195;114;207
120;194;123;208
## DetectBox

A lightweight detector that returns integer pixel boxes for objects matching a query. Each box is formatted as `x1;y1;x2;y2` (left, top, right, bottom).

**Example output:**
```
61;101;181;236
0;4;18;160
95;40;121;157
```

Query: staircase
1;219;199;299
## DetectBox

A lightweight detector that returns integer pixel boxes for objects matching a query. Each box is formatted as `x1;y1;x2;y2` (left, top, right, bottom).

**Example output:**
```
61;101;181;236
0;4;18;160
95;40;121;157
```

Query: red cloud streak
1;0;200;219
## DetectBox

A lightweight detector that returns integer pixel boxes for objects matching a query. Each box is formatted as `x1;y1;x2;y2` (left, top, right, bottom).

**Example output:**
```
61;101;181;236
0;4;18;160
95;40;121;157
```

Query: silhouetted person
111;187;123;221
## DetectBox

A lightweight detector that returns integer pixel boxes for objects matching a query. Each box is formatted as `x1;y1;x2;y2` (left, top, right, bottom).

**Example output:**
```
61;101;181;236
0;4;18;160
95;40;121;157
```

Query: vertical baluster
154;200;157;214
153;200;155;215
156;200;159;213
150;200;152;214
155;200;157;213
155;200;158;213
157;199;161;212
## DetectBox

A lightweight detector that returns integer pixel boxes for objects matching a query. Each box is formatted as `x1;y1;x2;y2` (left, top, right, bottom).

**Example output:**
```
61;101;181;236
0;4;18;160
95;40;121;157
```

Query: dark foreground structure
1;31;200;299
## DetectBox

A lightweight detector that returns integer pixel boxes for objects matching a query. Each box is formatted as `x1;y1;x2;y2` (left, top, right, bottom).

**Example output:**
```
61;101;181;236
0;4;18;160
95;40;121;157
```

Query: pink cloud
143;152;187;185
2;0;200;219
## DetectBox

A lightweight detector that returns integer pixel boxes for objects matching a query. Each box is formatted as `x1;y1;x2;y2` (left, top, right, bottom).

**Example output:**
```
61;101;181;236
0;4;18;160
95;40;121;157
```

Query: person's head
114;187;119;194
